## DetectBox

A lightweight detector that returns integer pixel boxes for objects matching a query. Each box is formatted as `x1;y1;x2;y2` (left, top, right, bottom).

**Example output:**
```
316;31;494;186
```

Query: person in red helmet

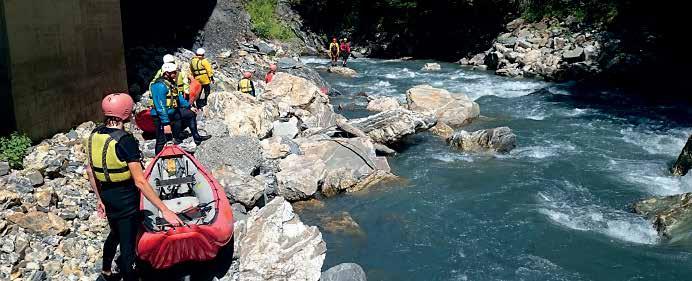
265;64;278;83
328;37;340;66
238;71;256;96
87;93;183;281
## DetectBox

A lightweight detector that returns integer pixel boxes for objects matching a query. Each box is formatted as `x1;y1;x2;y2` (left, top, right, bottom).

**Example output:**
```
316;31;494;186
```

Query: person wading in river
329;38;340;66
87;93;184;281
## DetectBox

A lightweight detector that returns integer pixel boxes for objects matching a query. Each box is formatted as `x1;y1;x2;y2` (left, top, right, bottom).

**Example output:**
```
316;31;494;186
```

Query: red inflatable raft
137;145;234;269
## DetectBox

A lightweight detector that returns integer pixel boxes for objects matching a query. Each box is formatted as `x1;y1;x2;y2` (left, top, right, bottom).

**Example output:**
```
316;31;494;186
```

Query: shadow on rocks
138;238;235;281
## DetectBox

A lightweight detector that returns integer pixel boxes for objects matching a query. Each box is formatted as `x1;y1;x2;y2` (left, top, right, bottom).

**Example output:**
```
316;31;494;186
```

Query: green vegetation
246;0;295;40
520;0;619;24
0;132;32;169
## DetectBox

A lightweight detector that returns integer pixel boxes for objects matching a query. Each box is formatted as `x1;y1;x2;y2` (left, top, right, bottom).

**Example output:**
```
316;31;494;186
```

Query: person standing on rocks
190;48;214;111
149;54;193;101
340;38;352;67
329;38;340;66
238;71;256;97
87;93;184;281
265;64;278;83
151;62;211;154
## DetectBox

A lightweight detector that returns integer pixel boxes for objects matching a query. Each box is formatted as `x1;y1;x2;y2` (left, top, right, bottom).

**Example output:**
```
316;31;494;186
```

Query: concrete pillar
1;0;127;140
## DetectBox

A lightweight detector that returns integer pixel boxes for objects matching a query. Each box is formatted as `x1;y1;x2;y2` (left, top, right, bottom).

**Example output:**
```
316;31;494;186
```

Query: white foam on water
609;159;692;196
300;57;330;64
460;79;547;100
537;183;659;245
620;127;691;156
384;68;417;80
562;108;590;117
431;153;475;163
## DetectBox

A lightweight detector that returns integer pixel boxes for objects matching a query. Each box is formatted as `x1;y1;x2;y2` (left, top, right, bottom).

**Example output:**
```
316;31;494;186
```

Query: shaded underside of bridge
0;0;215;140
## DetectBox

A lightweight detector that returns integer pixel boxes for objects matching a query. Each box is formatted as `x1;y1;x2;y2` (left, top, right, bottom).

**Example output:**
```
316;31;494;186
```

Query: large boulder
7;212;69;236
348;109;437;144
302;95;340;130
299;137;391;197
260;136;301;160
633;193;692;242
196;136;263;175
672;135;692;176
449;127;517;154
206;91;279;139
406;85;480;127
235;197;326;281
261;73;325;108
366;97;401;112
321;263;367;281
272;117;300;139
214;167;266;208
327;67;358;77
276;154;326;201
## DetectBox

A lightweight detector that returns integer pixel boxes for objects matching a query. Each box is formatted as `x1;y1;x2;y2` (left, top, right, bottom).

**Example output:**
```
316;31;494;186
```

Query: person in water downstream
86;93;184;281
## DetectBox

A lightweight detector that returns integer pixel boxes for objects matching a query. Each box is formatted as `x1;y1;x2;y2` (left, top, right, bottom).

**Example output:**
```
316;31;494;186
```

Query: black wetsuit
95;127;142;281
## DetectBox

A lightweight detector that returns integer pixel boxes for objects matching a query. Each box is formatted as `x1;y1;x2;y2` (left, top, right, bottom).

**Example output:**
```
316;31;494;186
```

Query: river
296;57;692;281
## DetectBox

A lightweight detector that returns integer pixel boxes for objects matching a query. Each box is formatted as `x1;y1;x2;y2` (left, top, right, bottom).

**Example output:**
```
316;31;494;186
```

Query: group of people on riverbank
329;37;352;67
86;47;282;280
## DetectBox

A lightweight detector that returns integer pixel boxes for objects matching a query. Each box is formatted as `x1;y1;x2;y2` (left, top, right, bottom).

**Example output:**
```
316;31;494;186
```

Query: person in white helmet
150;62;211;154
190;48;214;111
148;54;194;99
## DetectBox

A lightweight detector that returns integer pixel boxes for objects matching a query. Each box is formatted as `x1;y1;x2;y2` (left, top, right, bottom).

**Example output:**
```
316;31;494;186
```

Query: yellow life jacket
191;57;209;78
88;128;132;183
150;70;186;94
239;78;253;94
149;78;179;109
329;43;340;54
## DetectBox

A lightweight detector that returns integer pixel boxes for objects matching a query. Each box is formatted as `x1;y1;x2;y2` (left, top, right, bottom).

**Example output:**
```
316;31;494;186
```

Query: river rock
206;91;279;139
366;97;401;112
235;197;326;281
449;127;517;154
34;185;55;209
272;117;300;138
276;154;326;201
302;95;340;130
320;212;364;237
0;162;9;176
406;85;480;127
563;47;585;62
321;263;367;281
24;170;44;187
7;212;69;236
421;63;441;71
328;66;358;77
0;189;21;208
633;193;692;242
262;73;324;108
672;135;692;176
196;136;263;176
260;136;301;159
348;109;437;144
430;122;455;140
214;167;265;208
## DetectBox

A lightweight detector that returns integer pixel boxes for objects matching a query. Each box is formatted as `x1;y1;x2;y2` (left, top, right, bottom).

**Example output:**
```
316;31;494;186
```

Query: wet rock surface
449;127;517;154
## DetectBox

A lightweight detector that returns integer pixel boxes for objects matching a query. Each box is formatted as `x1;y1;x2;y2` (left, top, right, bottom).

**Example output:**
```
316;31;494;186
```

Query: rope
317;138;377;171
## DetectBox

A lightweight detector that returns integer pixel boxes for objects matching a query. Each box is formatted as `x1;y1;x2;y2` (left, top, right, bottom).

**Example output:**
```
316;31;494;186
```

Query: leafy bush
520;0;618;24
246;0;295;40
0;132;32;169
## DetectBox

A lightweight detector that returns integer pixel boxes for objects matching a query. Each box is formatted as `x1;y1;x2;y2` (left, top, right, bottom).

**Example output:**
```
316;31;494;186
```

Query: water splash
537;182;659;245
